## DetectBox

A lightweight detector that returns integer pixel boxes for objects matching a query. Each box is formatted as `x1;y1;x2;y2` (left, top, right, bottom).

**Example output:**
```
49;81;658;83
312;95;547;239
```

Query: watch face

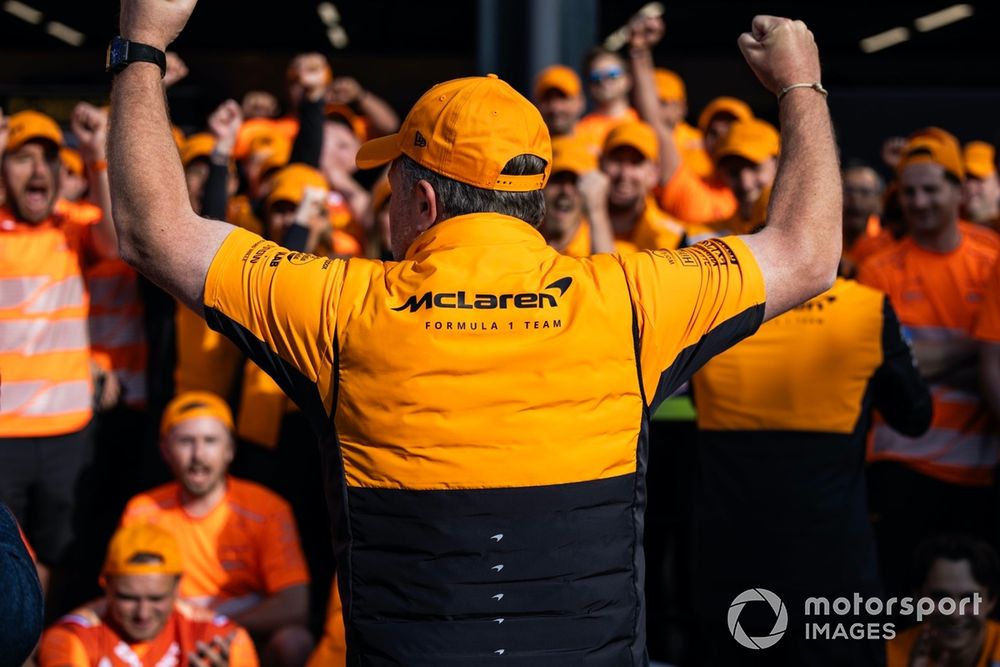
107;38;129;71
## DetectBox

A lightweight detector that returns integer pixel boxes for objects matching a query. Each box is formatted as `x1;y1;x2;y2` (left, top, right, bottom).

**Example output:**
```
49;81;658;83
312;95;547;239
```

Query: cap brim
356;133;402;170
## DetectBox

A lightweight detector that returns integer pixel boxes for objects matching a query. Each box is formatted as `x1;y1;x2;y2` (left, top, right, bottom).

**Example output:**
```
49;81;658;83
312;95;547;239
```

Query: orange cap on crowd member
266;163;328;209
551;136;597;175
712;118;780;164
234;117;297;160
160;391;234;436
897;130;964;181
356;74;552;192
696;96;753;134
603;121;659;162
171;125;186;151
60;148;84;176
371;175;392;213
102;523;183;581
325;103;369;142
534;65;582;100
180;133;216;167
6;110;64;152
653;68;685;102
964;141;997;179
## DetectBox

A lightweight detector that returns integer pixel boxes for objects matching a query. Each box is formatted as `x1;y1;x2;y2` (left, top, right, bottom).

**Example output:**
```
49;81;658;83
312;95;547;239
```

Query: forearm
230;586;308;637
743;89;840;320
290;98;324;168
589;208;615;254
201;161;230;221
357;91;400;136
629;47;680;184
108;63;233;314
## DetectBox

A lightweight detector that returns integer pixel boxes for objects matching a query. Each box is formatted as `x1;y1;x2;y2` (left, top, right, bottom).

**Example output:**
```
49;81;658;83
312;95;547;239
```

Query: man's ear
413;178;439;231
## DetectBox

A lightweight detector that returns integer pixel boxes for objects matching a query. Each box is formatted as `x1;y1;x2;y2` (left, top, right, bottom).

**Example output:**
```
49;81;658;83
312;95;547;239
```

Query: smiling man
39;523;258;666
887;534;1000;667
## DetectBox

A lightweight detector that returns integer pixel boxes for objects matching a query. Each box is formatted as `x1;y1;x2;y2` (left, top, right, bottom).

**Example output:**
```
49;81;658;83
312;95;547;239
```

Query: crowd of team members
4;13;1000;666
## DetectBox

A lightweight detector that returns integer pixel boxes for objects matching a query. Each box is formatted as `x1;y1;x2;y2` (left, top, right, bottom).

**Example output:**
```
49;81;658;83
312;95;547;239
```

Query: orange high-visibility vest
0;206;92;436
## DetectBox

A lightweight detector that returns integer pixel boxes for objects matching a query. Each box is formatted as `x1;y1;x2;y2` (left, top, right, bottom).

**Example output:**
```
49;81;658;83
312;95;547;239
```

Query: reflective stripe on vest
88;314;145;348
1;380;91;417
0;318;89;355
0;275;86;313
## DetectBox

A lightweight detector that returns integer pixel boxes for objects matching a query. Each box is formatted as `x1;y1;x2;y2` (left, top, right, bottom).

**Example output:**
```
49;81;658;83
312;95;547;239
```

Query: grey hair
396;154;547;228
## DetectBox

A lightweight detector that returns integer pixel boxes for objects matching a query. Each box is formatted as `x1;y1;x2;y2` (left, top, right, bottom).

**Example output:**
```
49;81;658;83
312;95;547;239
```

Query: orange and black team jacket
691;279;931;589
202;213;766;665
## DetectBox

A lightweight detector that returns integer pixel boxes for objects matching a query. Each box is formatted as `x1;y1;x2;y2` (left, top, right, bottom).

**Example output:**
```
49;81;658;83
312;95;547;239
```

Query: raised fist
71;102;109;160
119;0;199;51
737;16;821;95
207;99;243;155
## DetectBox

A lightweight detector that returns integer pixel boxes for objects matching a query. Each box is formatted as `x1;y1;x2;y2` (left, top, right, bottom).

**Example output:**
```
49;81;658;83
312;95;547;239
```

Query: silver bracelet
777;82;828;103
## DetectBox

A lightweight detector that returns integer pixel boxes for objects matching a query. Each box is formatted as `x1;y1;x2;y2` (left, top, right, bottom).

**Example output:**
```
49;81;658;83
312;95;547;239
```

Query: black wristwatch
106;36;166;77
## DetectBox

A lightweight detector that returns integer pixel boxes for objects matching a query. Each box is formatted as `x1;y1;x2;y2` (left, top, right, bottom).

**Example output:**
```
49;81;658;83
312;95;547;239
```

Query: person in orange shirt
841;163;894;276
962;140;1000;228
39;523;258;667
709;117;779;235
589;120;690;254
0;107;119;606
886;534;1000;667
975;260;1000;423
541;136;596;256
120;392;313;667
575;48;639;156
532;65;585;140
58;147;88;202
859;130;1000;599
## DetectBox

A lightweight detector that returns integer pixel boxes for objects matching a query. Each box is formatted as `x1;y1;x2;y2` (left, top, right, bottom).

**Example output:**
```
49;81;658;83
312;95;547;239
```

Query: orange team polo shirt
38;602;258;667
550;219;592;258
655;162;738;226
614;198;687;254
887;619;1000;667
858;229;1000;486
120;477;308;611
575;107;639;156
674;121;713;178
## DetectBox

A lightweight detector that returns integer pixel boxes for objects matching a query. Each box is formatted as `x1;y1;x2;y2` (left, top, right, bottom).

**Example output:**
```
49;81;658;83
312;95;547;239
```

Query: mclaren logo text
392;277;572;313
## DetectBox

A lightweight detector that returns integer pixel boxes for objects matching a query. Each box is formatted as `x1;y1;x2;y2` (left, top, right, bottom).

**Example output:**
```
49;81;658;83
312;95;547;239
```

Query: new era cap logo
414;131;427;148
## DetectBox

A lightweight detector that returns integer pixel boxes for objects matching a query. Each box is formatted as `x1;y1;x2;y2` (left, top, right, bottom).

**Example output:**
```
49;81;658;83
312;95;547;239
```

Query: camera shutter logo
728;588;788;649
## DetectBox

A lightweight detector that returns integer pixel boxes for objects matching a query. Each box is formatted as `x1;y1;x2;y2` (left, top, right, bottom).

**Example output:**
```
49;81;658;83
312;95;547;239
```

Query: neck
598;98;630;117
912;220;961;253
609;199;644;236
180;478;227;518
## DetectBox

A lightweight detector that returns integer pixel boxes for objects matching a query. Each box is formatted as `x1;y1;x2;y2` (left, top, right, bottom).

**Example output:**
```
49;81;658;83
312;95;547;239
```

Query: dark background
2;1;997;170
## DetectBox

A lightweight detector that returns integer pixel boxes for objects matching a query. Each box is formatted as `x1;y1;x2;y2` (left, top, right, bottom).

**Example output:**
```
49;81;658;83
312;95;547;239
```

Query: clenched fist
737;16;822;95
120;0;198;51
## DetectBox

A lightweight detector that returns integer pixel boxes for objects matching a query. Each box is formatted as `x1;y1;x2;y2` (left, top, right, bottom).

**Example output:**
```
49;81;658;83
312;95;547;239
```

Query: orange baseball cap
234;117;298;160
551;136;597;175
266;163;328;209
898;128;964;181
534;65;582;100
60;147;84;176
171;125;186;151
964;141;996;179
697;97;754;134
603;121;659;162
256;136;294;178
356;74;552;192
102;524;183;580
654;68;686;103
160;391;234;436
180;133;216;167
712;118;780;164
6;110;63;152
